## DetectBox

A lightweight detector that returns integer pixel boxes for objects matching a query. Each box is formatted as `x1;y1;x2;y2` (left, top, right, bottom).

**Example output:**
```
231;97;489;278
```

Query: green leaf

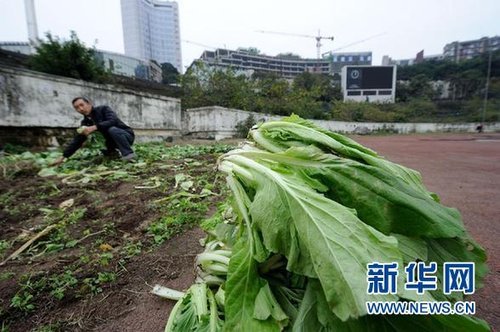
426;236;488;302
222;154;402;321
165;283;223;332
239;145;465;238
213;117;490;331
392;234;428;263
180;180;194;191
38;167;58;177
253;283;288;327
174;173;188;188
385;314;491;332
251;116;434;199
294;280;490;332
292;280;326;332
224;237;282;332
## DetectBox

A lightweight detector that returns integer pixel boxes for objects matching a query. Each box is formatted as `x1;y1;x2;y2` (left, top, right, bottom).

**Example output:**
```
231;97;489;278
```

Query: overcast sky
1;0;499;72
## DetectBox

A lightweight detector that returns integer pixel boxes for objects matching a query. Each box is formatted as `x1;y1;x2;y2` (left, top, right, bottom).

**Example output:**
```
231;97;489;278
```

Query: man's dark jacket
63;105;134;158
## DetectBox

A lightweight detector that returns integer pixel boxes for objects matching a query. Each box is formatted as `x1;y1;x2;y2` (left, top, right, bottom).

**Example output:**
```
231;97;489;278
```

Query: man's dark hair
72;96;91;105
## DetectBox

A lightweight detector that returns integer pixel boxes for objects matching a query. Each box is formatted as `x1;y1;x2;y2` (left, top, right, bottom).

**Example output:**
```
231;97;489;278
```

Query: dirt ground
0;151;226;331
1;133;499;331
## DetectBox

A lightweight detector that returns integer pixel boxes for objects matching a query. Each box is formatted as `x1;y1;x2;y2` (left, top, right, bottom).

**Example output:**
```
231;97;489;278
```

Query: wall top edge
0;65;181;103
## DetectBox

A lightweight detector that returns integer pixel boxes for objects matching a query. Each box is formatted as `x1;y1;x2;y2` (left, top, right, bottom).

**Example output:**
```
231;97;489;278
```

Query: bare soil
0;152;225;331
1;134;499;331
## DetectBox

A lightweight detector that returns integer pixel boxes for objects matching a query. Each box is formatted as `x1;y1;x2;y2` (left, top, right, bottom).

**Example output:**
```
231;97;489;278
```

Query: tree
180;63;254;111
161;62;180;84
407;74;435;99
206;69;253;110
291;73;339;119
396;50;500;100
180;62;211;110
29;31;106;82
250;72;291;115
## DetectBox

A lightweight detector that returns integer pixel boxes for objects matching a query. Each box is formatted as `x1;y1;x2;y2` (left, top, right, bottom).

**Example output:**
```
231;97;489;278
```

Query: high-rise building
120;0;182;73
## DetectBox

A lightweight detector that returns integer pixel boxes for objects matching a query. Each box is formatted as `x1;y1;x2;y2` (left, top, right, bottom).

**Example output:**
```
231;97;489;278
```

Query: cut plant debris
0;141;234;330
158;115;490;332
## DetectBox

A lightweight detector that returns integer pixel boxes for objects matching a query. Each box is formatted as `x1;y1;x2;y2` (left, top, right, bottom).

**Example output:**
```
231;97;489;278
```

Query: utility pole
481;49;492;126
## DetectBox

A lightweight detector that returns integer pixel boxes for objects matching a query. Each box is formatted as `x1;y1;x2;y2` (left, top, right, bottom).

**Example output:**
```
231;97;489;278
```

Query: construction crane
256;30;334;60
182;39;219;50
321;32;387;56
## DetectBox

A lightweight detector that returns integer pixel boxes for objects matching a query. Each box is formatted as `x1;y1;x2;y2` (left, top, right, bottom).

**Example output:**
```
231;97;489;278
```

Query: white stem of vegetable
197;252;230;266
151;284;185;301
204;263;229;275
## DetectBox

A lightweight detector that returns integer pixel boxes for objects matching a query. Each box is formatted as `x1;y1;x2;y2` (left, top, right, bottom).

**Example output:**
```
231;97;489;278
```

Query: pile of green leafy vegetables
158;115;490;331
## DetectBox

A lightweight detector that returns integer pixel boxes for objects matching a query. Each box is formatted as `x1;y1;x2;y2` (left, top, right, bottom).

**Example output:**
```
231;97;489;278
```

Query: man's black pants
102;126;135;157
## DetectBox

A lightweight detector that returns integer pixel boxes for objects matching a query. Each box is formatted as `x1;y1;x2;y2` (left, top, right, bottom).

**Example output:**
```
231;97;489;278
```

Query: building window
348;56;353;61
340;56;345;62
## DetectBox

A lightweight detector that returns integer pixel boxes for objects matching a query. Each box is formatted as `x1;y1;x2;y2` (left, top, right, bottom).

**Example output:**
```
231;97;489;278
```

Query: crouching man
52;97;136;165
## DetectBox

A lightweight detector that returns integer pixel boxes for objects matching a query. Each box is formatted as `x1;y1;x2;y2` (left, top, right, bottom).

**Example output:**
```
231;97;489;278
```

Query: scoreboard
342;65;397;103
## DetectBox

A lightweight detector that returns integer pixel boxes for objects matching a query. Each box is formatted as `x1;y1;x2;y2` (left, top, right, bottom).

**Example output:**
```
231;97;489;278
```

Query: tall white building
120;0;182;73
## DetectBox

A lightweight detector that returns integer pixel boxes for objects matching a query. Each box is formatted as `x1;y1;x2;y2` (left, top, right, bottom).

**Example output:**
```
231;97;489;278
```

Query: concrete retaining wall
2;64;499;146
185;106;500;139
183;106;281;140
312;120;499;135
0;65;181;142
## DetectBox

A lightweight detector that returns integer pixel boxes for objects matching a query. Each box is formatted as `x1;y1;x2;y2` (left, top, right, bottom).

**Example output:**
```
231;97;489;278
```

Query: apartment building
198;49;330;79
444;36;500;62
381;54;444;67
325;51;372;74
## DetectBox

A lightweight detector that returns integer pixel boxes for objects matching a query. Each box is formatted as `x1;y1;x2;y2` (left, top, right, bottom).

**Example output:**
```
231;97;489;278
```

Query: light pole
480;49;492;127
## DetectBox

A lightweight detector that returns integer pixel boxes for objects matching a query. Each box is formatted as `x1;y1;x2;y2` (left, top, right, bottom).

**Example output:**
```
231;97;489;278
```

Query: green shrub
235;114;256;138
29;31;107;83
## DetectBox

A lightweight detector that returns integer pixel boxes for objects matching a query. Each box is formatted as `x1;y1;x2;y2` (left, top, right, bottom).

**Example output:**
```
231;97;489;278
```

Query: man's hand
81;125;98;136
49;156;66;166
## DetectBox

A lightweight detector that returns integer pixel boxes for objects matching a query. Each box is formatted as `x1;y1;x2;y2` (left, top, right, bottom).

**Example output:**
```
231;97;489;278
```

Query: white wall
1;65;498;144
313;120;496;134
184;106;281;140
185;106;500;139
0;65;182;140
